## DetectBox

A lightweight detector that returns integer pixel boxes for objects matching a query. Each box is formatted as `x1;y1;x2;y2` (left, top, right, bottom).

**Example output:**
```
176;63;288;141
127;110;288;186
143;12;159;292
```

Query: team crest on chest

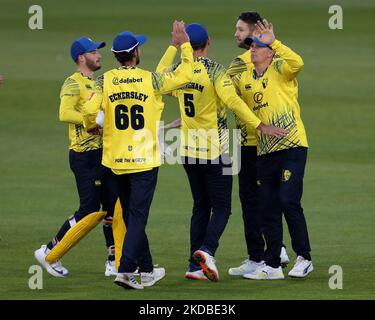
262;78;268;89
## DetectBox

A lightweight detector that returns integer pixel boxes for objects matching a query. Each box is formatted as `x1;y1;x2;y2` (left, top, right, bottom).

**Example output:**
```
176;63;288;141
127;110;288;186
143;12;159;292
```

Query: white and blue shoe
104;260;118;277
228;259;265;276
114;273;143;290
243;265;285;280
141;267;166;287
288;256;314;278
34;244;69;277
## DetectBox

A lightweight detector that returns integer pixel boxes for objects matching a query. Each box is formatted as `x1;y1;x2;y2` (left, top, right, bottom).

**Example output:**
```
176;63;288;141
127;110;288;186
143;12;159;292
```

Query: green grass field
0;0;374;300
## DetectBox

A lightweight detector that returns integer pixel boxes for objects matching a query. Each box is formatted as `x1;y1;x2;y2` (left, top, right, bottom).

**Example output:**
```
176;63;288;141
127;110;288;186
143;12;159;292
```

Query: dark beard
136;57;140;65
86;59;101;71
238;41;250;50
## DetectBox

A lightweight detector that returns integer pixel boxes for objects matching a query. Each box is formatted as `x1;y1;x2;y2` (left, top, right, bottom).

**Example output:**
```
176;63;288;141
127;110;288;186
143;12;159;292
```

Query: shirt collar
253;67;268;80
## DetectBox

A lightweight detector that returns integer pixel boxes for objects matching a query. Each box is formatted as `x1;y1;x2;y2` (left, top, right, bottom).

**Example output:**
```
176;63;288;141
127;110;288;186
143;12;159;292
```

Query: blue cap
244;37;272;49
111;31;147;53
70;37;105;62
186;23;209;46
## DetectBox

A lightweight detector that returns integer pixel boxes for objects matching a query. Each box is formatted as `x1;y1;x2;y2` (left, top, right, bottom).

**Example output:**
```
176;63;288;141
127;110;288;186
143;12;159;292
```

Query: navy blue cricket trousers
183;155;232;262
109;168;158;273
256;147;311;268
238;146;265;262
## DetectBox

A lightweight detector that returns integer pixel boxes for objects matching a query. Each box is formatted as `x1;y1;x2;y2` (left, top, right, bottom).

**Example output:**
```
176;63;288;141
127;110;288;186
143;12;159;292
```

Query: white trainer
193;250;219;282
228;259;265;276
104;260;118;277
34;244;69;277
288;256;314;278
280;247;290;268
141;267;166;287
243;265;285;280
185;269;207;280
114;273;144;290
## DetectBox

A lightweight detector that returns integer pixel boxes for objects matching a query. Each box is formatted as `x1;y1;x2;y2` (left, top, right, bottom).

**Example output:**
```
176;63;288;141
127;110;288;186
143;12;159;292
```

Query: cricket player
34;37;117;277
227;11;290;277
157;23;287;282
232;19;313;279
82;21;195;290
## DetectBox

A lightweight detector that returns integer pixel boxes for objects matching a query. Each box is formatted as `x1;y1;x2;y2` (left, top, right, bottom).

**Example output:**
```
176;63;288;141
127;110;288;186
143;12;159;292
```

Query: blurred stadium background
0;0;374;299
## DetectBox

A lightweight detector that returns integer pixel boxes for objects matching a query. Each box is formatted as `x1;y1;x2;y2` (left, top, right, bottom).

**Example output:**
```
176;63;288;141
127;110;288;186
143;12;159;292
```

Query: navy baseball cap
244;36;272;49
111;31;147;53
70;37;105;62
186;23;209;46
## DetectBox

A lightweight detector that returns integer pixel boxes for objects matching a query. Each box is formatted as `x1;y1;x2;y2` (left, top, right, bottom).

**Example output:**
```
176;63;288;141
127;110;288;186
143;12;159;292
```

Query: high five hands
171;20;190;47
253;19;276;45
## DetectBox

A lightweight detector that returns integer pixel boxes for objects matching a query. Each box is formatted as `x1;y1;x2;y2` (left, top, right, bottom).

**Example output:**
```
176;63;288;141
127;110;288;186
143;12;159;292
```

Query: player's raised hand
171;20;180;47
253;19;275;45
173;20;190;46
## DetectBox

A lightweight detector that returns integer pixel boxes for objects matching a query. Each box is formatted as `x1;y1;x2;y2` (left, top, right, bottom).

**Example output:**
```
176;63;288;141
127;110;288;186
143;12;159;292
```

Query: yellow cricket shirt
83;42;194;174
59;72;102;152
157;46;261;160
227;51;258;147
227;50;252;77
232;40;308;156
